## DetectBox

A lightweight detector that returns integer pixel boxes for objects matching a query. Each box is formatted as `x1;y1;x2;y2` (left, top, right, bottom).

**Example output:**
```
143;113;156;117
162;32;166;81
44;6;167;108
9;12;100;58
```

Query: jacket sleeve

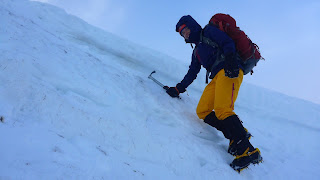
180;51;201;89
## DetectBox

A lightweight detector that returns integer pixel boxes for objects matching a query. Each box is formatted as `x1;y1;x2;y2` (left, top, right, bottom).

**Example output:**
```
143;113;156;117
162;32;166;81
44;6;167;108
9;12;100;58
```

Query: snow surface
1;0;320;179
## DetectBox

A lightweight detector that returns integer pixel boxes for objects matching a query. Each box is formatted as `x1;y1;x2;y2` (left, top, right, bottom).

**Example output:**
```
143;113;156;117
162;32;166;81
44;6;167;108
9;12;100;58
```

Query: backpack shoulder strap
200;26;220;49
200;26;225;84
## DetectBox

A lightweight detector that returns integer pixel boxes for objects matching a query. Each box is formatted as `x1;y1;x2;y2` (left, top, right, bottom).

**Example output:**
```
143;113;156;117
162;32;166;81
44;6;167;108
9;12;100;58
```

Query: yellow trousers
196;69;243;120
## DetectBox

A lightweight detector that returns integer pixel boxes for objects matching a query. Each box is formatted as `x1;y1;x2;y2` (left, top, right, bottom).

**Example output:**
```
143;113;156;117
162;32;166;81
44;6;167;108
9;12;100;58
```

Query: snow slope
0;0;320;179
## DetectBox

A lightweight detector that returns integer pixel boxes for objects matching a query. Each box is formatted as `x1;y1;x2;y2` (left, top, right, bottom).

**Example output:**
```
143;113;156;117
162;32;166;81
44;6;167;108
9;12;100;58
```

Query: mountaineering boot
220;115;263;172
230;147;263;173
228;128;252;156
221;115;248;154
221;115;252;156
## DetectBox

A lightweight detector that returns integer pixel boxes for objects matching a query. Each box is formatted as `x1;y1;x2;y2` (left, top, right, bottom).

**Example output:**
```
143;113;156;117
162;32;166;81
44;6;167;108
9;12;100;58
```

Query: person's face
181;27;191;40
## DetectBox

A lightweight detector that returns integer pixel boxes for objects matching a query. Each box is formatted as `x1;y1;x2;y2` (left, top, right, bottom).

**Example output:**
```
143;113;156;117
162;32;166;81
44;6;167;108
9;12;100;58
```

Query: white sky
33;0;320;104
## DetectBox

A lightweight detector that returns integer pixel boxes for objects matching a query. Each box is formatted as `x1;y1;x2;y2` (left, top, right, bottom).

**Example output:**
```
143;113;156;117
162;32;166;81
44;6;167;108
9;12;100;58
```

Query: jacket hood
176;15;202;44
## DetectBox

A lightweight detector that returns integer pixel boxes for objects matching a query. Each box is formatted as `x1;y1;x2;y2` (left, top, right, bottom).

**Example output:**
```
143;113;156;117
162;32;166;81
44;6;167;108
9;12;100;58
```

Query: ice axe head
148;71;156;78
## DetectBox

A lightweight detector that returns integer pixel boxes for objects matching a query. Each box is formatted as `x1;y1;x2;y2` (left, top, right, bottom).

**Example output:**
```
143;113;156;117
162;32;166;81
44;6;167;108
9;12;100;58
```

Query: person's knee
196;106;211;120
215;108;235;120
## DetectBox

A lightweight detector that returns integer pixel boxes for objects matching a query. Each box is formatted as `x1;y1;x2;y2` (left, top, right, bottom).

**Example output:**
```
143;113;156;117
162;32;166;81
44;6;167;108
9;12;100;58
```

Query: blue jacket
176;15;237;89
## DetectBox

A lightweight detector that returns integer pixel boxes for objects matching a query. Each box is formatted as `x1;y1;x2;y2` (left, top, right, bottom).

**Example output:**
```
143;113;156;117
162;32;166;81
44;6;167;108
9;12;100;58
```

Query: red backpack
209;13;263;74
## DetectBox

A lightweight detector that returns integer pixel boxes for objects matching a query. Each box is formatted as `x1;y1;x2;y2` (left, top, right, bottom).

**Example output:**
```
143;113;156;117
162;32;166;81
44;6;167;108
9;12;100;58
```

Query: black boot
204;112;251;153
221;115;248;145
230;147;262;173
222;115;252;156
230;137;262;173
221;115;262;172
228;128;252;156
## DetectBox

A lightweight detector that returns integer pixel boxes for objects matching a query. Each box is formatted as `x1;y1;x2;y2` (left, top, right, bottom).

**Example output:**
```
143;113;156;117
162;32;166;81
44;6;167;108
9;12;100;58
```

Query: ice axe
148;71;169;90
148;71;181;99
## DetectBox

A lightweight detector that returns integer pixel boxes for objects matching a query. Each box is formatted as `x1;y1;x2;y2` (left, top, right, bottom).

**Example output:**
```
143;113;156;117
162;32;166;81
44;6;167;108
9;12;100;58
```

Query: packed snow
0;0;319;179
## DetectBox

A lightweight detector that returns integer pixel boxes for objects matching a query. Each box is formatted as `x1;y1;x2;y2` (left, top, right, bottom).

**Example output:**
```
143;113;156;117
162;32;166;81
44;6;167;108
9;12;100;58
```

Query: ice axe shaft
148;71;169;90
148;71;181;99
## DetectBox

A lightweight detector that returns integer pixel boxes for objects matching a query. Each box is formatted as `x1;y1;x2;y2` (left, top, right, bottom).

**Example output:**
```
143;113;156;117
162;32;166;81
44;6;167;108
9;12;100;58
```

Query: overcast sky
34;0;320;104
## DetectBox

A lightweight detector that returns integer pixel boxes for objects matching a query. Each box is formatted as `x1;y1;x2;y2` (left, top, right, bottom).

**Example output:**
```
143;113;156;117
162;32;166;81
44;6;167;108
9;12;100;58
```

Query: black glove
166;83;186;98
166;87;180;98
224;53;239;78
